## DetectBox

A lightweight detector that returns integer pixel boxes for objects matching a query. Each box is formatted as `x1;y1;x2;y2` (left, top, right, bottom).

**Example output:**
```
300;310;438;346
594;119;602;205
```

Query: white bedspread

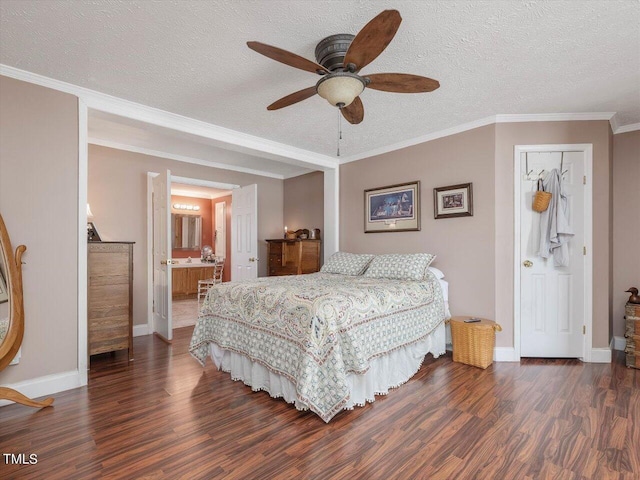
190;272;447;422
210;322;446;416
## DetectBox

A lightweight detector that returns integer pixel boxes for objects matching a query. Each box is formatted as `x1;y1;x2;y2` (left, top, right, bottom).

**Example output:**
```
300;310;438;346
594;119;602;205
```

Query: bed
189;253;449;422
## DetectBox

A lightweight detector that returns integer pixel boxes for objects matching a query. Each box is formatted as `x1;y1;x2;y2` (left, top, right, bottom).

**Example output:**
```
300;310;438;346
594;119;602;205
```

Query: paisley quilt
189;271;446;422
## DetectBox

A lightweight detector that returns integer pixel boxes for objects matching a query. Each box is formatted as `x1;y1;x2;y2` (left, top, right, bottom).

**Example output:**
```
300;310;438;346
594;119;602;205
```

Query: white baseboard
494;347;519;362
133;324;150;337
590;346;612;363
491;346;613;363
0;370;85;407
613;336;626;351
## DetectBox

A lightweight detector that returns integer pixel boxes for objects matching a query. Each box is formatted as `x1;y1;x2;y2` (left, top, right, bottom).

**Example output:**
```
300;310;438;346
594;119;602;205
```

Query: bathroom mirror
172;214;202;250
0;214;53;408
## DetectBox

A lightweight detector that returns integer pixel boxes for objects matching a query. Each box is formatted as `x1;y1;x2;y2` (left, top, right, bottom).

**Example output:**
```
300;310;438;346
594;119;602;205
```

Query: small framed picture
87;222;101;242
364;181;420;233
433;183;473;219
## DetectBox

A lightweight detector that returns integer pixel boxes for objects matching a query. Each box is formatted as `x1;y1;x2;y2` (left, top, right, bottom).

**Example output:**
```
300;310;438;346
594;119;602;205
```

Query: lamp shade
316;73;366;107
86;203;94;219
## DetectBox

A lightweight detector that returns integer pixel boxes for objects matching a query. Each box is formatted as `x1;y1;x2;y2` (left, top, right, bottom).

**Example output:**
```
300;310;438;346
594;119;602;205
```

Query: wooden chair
197;259;224;307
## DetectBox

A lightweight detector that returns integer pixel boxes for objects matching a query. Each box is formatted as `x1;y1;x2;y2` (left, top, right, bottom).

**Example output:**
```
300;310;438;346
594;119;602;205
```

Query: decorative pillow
428;266;445;279
320;252;375;276
363;253;436;281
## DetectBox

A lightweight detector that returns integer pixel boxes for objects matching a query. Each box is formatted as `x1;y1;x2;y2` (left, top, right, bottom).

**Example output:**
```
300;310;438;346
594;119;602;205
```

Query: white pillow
320;252;375;276
428;266;445;279
363;253;436;281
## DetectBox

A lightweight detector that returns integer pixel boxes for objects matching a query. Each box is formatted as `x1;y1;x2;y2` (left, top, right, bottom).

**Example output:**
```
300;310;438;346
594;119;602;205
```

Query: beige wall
88;145;284;327
494;121;612;348
0;73;631;397
342;120;614;351
283;171;325;263
0;76;79;384
340;125;497;322
612;130;640;338
283;171;324;235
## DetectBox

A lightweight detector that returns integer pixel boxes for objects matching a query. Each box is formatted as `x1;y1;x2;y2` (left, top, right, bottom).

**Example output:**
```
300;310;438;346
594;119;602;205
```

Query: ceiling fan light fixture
316;72;366;107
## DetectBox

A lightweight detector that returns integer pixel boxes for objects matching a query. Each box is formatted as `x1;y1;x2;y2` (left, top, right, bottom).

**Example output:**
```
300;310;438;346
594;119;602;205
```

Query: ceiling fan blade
341;97;364;124
267;86;318;110
366;73;440;93
247;41;329;74
343;10;402;72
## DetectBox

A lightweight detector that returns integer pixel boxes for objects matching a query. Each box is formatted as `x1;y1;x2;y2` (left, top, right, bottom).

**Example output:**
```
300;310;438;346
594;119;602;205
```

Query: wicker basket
448;317;502;369
532;179;552;212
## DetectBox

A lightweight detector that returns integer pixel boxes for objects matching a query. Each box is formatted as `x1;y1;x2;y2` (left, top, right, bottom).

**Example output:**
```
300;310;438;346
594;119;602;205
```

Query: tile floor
172;298;199;329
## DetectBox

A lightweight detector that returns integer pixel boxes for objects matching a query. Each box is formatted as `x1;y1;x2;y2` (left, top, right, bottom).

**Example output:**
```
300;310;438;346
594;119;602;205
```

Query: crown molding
339;115;497;164
2;64;629;166
609;113;621;133
495;112;615;123
614;122;640;134
89;138;285;180
0;64;337;172
340;112;618;164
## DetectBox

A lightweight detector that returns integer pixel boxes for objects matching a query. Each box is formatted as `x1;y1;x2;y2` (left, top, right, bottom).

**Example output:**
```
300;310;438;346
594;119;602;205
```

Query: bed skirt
209;321;446;419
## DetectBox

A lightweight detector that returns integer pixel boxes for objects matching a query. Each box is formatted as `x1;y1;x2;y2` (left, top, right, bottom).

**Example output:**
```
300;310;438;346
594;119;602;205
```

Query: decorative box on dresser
88;242;134;361
625;302;640;369
266;239;321;276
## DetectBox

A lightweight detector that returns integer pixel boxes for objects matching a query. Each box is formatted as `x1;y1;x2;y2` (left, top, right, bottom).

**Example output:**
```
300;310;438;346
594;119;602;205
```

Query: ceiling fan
247;9;440;125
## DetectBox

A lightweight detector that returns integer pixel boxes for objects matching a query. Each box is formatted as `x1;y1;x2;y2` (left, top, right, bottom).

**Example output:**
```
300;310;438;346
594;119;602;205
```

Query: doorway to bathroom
148;172;238;337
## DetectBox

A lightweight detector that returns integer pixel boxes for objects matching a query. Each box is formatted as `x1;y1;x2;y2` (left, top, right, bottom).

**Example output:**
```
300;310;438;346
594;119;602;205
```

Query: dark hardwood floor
1;327;638;479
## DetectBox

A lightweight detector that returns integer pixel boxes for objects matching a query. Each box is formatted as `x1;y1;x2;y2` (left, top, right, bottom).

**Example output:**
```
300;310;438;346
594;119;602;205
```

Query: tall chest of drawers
625;302;640;369
88;242;134;361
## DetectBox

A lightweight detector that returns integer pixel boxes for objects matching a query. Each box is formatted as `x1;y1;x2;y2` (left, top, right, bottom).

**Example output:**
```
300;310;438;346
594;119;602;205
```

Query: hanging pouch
532;178;552;212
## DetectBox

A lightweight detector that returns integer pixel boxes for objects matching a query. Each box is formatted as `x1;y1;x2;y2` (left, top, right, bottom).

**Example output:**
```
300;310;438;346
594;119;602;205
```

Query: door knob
249;257;259;262
523;260;533;268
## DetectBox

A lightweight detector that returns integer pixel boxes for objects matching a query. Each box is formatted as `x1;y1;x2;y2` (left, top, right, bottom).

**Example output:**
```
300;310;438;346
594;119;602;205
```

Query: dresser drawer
88;242;133;360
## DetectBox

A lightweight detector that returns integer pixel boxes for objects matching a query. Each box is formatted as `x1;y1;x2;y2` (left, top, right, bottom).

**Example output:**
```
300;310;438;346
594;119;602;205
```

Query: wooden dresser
625;302;640;369
266;239;321;276
88;242;134;361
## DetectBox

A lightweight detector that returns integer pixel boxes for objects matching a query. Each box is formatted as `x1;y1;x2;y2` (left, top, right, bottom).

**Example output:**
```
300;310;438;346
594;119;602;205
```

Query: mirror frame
0;213;25;371
0;214;53;407
171;213;202;250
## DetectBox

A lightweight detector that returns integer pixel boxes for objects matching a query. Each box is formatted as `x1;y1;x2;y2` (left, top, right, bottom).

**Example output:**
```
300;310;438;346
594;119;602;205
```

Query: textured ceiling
88;110;315;178
1;0;639;161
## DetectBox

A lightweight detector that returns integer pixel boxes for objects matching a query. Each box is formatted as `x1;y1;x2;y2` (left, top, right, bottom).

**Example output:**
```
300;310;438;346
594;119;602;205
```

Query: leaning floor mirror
0;213;53;408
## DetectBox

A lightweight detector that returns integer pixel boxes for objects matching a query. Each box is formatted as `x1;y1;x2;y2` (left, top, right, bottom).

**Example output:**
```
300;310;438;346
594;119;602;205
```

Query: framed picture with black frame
433;183;473;219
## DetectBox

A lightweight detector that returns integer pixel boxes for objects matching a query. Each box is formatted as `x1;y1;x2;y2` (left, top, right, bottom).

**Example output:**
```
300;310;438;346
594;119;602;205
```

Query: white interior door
152;169;172;341
520;152;584;357
215;201;226;259
231;184;258;281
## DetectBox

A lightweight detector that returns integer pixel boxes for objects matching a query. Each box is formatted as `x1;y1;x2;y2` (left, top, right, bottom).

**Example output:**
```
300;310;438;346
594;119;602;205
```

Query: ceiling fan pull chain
337;107;342;156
